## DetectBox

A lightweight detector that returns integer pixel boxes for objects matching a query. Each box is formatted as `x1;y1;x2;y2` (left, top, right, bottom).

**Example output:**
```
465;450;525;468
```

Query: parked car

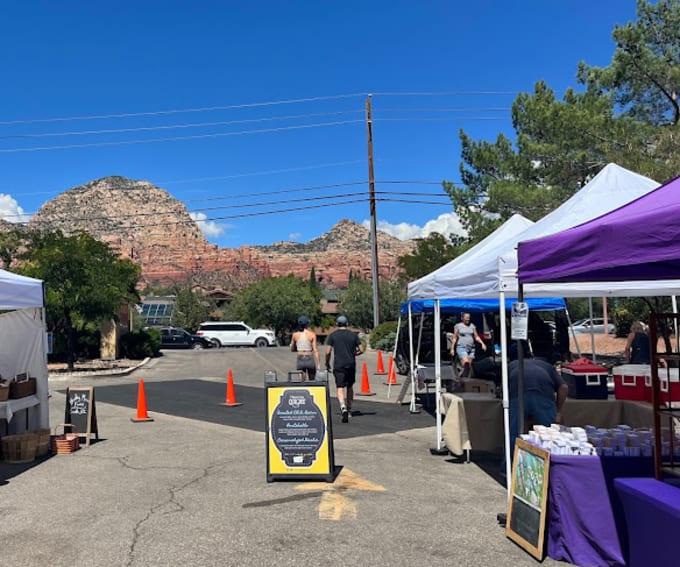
196;321;277;348
571;318;615;334
159;327;212;349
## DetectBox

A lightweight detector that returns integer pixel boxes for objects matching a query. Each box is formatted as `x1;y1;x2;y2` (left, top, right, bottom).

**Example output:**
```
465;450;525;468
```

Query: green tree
0;227;23;269
397;232;458;281
19;231;141;369
229;275;322;343
448;0;680;242
171;284;216;331
338;278;373;330
338;278;406;329
379;279;407;322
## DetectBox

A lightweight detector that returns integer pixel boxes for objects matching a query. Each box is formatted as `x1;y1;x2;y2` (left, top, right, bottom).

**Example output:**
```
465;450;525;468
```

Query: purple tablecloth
548;455;654;567
614;478;680;567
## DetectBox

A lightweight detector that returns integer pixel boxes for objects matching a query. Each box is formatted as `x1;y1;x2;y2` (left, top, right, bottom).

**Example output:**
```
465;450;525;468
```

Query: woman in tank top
291;316;320;380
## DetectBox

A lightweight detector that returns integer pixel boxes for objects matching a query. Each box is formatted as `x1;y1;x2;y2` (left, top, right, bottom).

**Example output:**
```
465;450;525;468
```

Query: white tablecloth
0;395;40;423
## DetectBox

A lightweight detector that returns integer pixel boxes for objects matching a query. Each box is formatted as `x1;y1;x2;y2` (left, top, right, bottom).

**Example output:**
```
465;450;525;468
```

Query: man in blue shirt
508;356;568;459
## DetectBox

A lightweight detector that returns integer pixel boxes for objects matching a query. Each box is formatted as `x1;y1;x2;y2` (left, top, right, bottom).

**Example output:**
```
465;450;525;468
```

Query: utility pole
366;94;380;328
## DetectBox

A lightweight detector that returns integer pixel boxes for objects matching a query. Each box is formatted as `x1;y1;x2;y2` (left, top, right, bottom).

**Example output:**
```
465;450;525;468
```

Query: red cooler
658;367;680;408
562;359;609;400
612;364;650;401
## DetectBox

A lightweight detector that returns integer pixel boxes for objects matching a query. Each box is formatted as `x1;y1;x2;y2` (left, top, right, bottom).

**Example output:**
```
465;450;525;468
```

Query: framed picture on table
14;372;28;382
506;438;550;560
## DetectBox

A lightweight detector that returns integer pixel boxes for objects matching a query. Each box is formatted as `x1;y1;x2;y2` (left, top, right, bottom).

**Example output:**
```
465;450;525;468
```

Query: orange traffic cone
375;350;387;375
220;369;242;407
131;379;154;422
357;362;376;396
383;355;400;385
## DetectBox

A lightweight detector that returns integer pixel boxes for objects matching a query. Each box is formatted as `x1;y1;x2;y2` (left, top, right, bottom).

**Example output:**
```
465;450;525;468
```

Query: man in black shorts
325;315;364;422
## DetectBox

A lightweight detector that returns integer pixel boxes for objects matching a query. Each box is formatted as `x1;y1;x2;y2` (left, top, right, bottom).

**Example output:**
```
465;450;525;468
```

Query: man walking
325;315;364;423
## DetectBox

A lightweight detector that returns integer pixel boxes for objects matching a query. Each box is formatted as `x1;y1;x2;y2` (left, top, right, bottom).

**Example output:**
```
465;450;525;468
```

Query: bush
369;321;399;350
373;331;396;353
119;328;160;359
613;307;634;338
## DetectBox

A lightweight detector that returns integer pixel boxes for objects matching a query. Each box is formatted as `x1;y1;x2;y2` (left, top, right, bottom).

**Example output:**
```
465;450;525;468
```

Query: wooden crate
9;377;37;399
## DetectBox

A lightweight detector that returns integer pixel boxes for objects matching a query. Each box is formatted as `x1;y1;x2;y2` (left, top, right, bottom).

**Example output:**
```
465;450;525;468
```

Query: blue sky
0;1;640;247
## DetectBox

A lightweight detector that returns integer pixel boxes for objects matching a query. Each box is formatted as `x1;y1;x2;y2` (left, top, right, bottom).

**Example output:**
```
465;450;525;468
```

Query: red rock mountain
27;176;416;289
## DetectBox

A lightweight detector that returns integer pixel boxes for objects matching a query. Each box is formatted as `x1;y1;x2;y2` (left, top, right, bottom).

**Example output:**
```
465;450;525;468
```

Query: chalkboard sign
64;387;99;446
265;382;334;482
506;439;550;560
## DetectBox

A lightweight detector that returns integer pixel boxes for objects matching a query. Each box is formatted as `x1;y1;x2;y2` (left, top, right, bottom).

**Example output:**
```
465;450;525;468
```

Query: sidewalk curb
48;357;151;380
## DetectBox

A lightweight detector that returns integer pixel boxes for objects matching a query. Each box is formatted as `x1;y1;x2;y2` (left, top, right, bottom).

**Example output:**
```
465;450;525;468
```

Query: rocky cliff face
25;176;416;289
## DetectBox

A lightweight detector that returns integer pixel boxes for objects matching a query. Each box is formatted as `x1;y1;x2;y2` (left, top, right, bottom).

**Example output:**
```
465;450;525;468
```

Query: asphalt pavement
0;347;566;567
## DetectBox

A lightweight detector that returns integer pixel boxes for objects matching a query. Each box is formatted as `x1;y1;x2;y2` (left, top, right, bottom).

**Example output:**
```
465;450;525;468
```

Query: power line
0;110;365;140
21;189;450;224
0;92;368;126
157;160;369;186
0;119;365;153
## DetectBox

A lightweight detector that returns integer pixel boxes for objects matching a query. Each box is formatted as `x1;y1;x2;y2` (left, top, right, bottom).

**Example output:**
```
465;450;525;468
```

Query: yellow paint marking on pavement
318;491;357;520
296;468;385;521
296;467;385;492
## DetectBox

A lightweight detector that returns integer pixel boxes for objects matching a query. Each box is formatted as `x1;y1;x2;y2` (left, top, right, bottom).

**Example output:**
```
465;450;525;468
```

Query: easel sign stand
64;386;99;447
265;372;335;483
506;439;550;561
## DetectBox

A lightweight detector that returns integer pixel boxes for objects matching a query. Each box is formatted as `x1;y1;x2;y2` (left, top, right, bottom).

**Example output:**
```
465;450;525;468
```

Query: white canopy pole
588;297;597;364
407;303;419;413
500;289;511;496
433;298;444;452
673;296;679;351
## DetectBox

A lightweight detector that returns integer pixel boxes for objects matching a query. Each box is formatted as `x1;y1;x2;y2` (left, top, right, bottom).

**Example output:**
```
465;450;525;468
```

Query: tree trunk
65;312;75;371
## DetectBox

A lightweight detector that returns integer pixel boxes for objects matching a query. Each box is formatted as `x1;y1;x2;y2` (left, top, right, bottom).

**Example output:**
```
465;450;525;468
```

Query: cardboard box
562;361;608;400
461;378;495;394
612;364;650;401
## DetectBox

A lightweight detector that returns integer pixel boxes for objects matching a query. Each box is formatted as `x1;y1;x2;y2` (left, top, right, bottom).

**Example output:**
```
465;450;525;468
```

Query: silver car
571;318;616;334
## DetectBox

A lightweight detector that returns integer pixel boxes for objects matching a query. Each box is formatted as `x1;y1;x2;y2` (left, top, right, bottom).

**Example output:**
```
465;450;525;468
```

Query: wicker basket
35;428;51;457
1;432;38;464
51;424;80;455
0;384;9;401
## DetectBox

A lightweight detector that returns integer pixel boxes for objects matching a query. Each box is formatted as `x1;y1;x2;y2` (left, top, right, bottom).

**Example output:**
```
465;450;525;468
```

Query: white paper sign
511;302;529;340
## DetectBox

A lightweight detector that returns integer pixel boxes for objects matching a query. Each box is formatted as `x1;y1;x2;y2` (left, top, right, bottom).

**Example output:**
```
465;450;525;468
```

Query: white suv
196;321;277;348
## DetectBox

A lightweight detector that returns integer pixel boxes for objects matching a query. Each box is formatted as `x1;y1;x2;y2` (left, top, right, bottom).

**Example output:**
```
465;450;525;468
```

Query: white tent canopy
0;268;48;430
412;164;661;301
405;163;663;485
0;269;44;310
408;213;534;299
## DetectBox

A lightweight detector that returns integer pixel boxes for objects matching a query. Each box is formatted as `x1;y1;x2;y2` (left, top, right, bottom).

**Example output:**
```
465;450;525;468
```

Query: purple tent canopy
518;173;680;284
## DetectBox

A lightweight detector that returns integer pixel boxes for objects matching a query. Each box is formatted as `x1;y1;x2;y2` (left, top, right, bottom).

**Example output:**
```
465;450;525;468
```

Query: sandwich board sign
265;380;335;482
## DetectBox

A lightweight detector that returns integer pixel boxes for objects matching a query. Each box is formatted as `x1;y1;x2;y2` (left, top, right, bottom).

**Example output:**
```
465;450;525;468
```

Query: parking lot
0;348;565;567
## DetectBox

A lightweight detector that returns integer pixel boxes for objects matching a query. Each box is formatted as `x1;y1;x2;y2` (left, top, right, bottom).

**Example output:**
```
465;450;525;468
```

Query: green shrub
613;307;634;338
369;321;398;349
119;328;160;359
373;331;396;353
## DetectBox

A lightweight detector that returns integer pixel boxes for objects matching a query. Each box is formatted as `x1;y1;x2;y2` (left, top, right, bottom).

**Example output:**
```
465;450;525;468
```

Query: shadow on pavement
59;379;438;439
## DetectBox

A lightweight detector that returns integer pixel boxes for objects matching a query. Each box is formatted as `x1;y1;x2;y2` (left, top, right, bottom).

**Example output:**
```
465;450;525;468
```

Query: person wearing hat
325;315;364;422
290;316;320;381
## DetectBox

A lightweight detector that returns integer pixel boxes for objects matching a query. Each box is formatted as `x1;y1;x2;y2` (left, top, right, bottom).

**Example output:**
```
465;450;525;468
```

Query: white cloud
362;212;466;241
288;232;303;241
190;212;225;238
0;194;30;223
